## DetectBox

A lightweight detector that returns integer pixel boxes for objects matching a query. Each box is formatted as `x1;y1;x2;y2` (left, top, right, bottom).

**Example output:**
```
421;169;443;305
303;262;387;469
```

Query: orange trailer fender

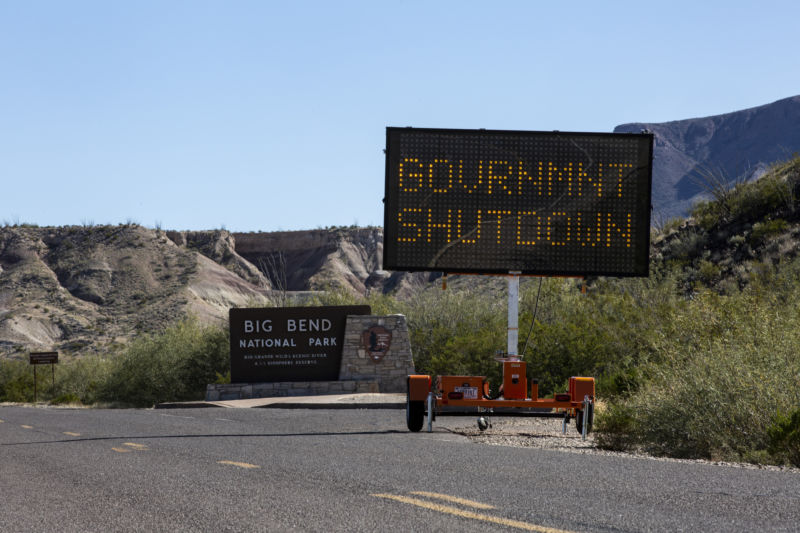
407;374;432;402
569;376;595;402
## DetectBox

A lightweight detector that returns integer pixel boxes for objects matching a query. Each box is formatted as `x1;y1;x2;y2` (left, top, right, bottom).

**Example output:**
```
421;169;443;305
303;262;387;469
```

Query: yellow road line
372;493;575;533
409;491;495;510
217;460;260;469
63;432;81;437
112;442;147;453
21;425;33;429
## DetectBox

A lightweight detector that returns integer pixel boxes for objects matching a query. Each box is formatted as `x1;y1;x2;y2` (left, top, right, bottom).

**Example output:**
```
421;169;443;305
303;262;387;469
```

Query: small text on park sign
383;127;653;276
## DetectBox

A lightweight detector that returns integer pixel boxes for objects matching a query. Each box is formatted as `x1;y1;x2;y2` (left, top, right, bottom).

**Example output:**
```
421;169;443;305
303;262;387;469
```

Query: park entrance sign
383;127;654;277
229;306;370;383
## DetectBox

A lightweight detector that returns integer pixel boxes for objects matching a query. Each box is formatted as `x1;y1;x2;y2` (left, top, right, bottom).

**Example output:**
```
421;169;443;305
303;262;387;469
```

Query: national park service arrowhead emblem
362;325;392;362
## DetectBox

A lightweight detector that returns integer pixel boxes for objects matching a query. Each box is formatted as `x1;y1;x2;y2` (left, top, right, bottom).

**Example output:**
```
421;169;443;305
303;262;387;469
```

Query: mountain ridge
615;95;800;221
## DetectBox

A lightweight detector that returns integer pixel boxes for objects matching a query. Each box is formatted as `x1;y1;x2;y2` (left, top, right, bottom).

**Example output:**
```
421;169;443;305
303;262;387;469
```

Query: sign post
29;351;58;403
508;272;520;358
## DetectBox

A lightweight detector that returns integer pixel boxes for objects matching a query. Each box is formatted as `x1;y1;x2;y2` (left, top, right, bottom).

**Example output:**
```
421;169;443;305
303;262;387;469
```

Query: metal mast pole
507;271;521;360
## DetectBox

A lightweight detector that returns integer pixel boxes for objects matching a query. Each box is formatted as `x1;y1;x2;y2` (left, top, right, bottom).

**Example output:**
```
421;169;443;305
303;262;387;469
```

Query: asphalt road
1;405;798;532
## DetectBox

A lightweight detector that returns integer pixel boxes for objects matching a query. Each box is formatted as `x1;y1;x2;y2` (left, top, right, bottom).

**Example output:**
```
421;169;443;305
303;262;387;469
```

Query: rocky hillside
648;156;800;294
615;95;800;221
0;224;424;358
0;225;273;357
233;227;383;293
232;227;435;298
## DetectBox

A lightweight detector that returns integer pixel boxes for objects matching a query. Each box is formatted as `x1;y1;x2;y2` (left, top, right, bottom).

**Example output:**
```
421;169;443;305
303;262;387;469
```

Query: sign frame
30;351;59;365
29;351;58;402
383;127;654;277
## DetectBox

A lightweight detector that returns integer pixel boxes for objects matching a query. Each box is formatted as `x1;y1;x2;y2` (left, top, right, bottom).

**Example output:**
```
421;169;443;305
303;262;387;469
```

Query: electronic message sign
229;306;370;383
384;127;653;277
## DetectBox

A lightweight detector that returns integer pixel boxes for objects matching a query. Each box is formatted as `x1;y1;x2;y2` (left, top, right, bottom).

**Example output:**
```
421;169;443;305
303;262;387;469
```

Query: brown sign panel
362;325;392;362
30;352;59;365
229;306;370;383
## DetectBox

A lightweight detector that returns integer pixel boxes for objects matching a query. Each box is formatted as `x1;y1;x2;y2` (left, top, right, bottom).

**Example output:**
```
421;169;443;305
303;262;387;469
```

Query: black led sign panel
383;127;653;277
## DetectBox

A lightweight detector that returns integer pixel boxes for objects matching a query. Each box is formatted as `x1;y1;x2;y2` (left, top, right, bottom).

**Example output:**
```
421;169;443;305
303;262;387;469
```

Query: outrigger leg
426;391;434;433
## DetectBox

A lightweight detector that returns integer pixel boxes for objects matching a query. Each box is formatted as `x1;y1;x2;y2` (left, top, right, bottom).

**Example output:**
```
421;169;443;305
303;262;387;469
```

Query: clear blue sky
2;1;799;232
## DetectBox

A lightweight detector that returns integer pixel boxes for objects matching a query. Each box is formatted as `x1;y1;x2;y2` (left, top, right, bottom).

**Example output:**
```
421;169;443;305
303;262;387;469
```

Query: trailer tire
575;403;594;435
406;398;425;432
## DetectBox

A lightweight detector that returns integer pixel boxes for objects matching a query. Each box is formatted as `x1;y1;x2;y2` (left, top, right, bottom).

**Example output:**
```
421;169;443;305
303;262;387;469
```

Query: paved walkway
155;393;406;410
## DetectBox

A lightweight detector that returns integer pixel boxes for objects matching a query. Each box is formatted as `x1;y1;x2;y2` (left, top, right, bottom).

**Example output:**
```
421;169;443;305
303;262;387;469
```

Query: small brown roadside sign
29;352;58;402
30;351;59;365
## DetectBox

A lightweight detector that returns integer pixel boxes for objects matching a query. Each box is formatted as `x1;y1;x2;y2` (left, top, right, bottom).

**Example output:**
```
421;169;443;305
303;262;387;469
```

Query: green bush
400;287;506;387
767;408;800;467
0;360;36;402
0;355;112;404
728;174;793;222
49;355;113;405
594;403;637;451
749;218;788;247
51;392;82;405
690;159;798;230
595;283;800;462
697;259;721;284
98;318;229;407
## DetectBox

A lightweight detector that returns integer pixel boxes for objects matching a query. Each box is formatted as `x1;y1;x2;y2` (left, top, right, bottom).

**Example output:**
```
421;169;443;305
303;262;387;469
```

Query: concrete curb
255;402;405;410
155;393;406;410
155;401;406;410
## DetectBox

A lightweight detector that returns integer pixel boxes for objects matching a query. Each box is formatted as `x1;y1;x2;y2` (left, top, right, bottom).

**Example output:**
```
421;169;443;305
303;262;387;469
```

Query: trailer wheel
575;403;594;435
406;397;425;432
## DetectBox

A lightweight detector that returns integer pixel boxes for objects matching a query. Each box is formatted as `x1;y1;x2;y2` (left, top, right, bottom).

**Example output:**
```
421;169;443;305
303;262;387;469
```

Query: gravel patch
447;415;800;474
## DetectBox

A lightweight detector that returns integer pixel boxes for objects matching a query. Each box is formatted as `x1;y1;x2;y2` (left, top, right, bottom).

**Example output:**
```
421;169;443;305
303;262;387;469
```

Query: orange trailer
406;361;595;438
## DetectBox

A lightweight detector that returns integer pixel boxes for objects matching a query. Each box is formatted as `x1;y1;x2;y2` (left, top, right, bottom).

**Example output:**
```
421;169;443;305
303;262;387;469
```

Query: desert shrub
595;282;800;462
696;259;721;284
692;201;727;231
400;287;506;387
659;217;685;235
749;218;788;247
50;392;82;405
691;159;798;230
98;318;229;407
0;359;36;402
662;229;708;261
0;354;112;404
729;174;793;222
49;355;113;405
311;286;399;316
594;402;637;451
523;275;684;397
767;408;800;467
